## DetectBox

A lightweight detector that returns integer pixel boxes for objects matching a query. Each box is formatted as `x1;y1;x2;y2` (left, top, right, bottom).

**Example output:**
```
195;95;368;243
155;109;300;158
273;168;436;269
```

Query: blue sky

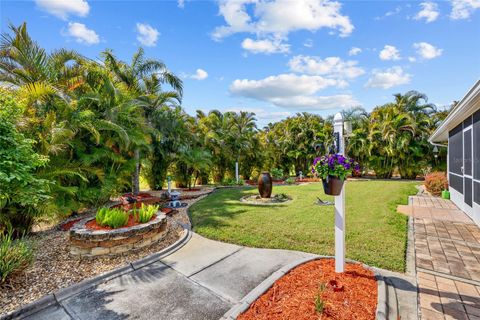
1;0;480;126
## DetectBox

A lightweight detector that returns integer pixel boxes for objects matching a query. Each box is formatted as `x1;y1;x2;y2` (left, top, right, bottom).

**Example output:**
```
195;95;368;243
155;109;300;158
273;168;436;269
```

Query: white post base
335;186;345;273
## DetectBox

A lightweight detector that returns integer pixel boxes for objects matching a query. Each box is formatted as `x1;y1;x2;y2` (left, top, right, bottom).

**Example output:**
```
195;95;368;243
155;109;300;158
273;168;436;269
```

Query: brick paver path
406;194;480;320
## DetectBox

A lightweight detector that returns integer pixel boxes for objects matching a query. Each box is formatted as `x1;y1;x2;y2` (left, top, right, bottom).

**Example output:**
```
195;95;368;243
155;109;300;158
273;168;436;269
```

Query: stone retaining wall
69;214;167;258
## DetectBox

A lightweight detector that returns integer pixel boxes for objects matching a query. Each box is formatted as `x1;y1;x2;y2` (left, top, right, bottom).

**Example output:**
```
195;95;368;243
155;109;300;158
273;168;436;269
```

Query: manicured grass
190;180;418;272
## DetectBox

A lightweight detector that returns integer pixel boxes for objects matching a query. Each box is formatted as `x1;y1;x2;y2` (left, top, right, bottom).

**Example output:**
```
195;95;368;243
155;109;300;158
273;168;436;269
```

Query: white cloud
375;6;401;20
212;0;354;40
408;56;417;62
288;55;365;80
414;2;440;23
303;39;314;48
230;73;358;110
136;23;160;47
379;45;401;61
413;42;443;59
348;47;362;56
366;66;411;89
35;0;89;20
178;0;185;8
268;95;359;109
450;0;480;19
190;69;209;80
65;22;99;45
241;37;290;54
226;107;291;122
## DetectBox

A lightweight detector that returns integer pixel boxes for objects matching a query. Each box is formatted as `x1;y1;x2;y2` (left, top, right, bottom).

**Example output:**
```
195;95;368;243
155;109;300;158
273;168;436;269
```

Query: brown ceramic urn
258;172;273;198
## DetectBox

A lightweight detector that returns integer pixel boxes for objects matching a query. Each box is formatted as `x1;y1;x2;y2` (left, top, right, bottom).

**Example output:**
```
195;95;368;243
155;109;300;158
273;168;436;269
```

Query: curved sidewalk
18;232;315;320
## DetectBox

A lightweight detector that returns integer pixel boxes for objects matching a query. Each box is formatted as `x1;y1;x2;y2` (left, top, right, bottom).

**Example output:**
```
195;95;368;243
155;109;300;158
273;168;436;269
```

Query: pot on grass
322;176;344;196
258;172;272;198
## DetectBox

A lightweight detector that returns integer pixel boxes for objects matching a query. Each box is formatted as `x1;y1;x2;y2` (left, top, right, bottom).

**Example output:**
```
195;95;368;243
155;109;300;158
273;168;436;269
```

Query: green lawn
189;180;418;272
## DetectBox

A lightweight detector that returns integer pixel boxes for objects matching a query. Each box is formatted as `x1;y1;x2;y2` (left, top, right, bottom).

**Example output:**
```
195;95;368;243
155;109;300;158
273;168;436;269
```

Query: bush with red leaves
424;172;448;196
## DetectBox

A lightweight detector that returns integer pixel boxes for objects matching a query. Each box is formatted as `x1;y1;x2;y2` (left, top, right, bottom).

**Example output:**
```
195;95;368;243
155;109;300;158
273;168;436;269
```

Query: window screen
449;124;463;175
464;129;472;176
449;173;463;194
465;177;472;207
474;110;480;180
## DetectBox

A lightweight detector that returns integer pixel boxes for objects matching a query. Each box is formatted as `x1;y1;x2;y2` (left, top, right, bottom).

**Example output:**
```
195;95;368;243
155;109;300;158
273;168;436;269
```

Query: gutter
429;79;480;143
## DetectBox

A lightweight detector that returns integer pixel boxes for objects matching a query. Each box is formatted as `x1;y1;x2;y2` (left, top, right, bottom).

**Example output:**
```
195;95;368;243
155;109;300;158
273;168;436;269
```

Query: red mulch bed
161;208;175;215
112;197;162;211
180;188;202;192
59;218;82;231
121;192;153;199
238;259;377;320
85;214;157;231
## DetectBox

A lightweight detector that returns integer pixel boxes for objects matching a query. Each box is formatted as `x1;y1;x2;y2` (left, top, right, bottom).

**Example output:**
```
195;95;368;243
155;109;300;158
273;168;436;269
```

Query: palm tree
177;146;212;189
196;110;232;182
102;49;183;195
228;111;257;182
0;23;152;218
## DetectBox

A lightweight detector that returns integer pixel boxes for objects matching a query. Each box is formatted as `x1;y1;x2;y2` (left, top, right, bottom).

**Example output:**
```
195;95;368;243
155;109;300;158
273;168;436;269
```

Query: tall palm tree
102;49;183;195
229;111;257;182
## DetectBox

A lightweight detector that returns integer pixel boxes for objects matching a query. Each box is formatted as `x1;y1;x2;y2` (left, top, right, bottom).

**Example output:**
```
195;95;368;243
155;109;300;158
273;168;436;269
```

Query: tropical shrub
95;208;129;229
312;154;359;180
0;91;51;236
221;177;245;186
424;172;448;196
285;177;296;185
271;168;284;180
0;230;34;282
134;204;158;223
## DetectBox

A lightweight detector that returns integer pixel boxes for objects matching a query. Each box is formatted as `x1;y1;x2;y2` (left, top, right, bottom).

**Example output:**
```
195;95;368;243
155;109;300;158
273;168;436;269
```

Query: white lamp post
333;113;346;273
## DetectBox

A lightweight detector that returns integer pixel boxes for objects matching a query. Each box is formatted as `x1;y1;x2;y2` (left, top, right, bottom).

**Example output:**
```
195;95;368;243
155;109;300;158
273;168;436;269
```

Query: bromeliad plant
312;154;359;180
133;203;159;223
95;208;129;229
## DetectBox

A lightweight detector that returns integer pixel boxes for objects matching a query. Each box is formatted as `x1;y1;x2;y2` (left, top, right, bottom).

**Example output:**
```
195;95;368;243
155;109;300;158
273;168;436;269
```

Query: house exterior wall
448;109;480;223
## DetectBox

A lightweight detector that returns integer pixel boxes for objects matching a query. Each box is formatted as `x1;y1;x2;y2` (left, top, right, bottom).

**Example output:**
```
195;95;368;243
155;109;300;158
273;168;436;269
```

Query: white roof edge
429;79;480;143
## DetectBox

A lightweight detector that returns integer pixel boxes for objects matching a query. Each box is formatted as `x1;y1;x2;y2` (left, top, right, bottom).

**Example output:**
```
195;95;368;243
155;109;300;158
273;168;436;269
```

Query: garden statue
258;172;272;198
167;176;172;194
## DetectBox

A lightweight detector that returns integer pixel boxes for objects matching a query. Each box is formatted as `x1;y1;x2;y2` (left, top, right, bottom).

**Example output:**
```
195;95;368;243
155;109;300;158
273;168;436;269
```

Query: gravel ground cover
0;187;215;316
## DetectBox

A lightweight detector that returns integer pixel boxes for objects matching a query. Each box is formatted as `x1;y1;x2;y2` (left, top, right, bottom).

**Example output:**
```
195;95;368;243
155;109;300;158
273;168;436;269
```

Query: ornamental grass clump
312;154;359;180
0;230;34;283
134;203;158;223
95;208;129;229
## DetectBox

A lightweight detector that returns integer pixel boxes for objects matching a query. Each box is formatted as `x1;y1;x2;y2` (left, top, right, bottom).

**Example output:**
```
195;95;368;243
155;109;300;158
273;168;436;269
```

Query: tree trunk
132;149;140;197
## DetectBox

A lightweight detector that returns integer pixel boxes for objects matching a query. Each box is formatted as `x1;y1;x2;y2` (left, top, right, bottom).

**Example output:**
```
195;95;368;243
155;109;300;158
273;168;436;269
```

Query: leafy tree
0;90;51;236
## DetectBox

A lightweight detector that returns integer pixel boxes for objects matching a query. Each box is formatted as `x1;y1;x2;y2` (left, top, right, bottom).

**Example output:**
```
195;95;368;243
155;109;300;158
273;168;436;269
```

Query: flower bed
238;259;377;320
69;214;167;258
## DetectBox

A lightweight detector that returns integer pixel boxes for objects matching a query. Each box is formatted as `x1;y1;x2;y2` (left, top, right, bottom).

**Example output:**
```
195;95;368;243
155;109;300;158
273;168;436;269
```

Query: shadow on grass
189;188;297;231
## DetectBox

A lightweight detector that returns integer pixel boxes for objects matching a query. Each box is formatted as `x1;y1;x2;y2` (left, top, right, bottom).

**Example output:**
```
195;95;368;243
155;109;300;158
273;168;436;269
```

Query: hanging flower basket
322;175;344;196
312;154;360;196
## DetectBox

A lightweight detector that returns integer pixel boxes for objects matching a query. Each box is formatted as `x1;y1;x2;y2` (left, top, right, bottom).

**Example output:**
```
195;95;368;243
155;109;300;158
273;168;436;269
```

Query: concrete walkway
24;233;315;320
400;193;480;320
